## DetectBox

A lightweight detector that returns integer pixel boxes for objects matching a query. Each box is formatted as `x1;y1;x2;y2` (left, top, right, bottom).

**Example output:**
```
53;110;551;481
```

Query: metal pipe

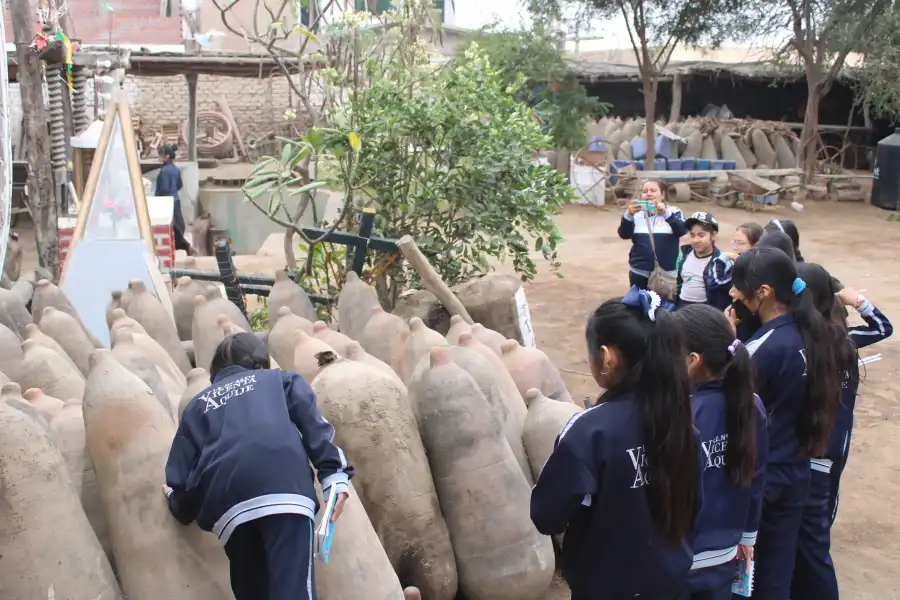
167;268;332;305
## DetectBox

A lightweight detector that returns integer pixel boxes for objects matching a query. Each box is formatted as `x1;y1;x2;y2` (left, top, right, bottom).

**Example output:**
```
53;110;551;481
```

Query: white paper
515;286;536;348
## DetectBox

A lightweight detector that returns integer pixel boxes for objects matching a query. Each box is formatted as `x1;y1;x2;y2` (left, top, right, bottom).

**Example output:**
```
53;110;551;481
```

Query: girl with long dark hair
531;287;702;600
790;264;892;600
764;219;804;262
673;304;768;600
728;247;841;599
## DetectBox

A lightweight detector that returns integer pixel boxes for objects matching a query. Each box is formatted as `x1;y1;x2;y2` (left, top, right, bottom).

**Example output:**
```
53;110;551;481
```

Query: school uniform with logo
531;390;704;600
744;315;810;600
680;382;768;600
791;300;893;600
675;246;733;310
618;208;688;289
165;366;353;600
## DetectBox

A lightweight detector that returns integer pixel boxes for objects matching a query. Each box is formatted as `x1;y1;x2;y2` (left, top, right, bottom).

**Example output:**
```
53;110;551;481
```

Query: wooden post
214;237;247;316
669;73;682;125
351;207;375;275
10;0;60;280
396;235;474;324
186;73;199;161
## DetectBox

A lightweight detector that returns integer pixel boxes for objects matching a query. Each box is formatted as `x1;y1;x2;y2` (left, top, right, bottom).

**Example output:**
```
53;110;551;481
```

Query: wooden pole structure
186;73;199;161
396;235;474;324
0;3;11;274
10;0;61;280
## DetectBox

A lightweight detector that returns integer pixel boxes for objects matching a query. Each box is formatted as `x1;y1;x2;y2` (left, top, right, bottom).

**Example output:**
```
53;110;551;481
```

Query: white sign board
515;286;536;348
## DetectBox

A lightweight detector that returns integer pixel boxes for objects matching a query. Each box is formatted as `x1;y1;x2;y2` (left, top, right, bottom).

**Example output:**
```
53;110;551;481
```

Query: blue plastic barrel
711;160;726;170
696;159;711;170
723;160;737;170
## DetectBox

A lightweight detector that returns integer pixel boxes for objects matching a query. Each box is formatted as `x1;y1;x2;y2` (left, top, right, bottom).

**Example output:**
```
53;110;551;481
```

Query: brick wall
121;73;319;145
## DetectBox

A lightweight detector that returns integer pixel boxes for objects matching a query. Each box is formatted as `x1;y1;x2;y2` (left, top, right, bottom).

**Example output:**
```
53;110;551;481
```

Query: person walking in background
674;304;767;600
531;286;702;600
165;332;353;600
790;264;893;600
618;180;687;296
155;143;195;255
675;212;733;310
726;247;842;600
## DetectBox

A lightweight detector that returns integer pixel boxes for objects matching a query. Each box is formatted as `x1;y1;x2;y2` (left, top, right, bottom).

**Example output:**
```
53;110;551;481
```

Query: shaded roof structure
567;58;806;83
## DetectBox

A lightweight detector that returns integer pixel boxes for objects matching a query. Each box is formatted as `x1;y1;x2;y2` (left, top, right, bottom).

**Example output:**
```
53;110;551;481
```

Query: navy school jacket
155;161;183;203
745;314;809;487
531;390;703;600
688;381;768;579
165;365;353;545
675;245;734;311
812;300;892;475
618;207;688;274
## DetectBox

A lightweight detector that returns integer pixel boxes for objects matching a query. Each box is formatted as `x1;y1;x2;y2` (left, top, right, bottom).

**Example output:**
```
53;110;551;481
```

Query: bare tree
746;0;888;179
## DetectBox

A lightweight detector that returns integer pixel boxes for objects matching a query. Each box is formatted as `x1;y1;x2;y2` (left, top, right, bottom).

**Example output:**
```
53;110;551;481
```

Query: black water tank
871;128;900;210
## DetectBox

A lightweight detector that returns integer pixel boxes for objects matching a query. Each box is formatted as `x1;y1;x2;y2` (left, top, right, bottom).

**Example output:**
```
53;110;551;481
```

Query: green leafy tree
462;25;608;150
530;0;747;169
855;9;900;119
317;42;574;306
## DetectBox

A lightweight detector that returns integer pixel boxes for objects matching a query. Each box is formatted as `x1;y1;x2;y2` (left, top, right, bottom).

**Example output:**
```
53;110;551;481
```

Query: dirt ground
521;200;900;600
11;197;900;599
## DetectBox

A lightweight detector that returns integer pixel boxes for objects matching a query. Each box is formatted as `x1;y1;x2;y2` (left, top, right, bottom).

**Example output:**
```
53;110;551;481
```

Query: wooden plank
618;168;802;179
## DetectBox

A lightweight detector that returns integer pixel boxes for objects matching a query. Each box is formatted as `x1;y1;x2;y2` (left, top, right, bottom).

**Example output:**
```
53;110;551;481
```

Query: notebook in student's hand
315;487;338;564
731;558;755;597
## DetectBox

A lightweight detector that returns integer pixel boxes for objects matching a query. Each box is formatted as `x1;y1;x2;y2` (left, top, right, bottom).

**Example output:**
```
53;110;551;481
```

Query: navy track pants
790;468;839;600
224;513;316;600
678;562;735;600
749;476;809;600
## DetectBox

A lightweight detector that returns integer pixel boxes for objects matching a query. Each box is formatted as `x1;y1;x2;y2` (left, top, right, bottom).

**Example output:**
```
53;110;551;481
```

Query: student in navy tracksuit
155;143;194;254
673;304;768;600
164;332;354;600
674;212;733;310
727;247;843;600
790;264;892;600
730;232;795;342
618;180;688;289
531;286;702;600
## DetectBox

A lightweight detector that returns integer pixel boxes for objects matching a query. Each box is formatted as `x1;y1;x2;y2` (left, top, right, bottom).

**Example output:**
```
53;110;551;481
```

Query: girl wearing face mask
531;287;702;600
727;247;842;600
618;180;688;291
790;264;892;600
674;304;768;600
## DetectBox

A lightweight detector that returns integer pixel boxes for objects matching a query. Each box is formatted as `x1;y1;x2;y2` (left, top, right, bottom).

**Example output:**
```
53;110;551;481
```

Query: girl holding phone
618;180;688;290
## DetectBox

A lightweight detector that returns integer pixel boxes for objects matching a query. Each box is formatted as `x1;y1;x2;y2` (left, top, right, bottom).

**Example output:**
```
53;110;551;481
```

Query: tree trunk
643;76;658;171
669;74;682;125
10;0;60;281
800;81;822;184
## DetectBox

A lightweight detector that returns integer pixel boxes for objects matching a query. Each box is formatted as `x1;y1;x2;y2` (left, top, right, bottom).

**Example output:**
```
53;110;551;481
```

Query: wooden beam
618;168;802;180
186;73;198;162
